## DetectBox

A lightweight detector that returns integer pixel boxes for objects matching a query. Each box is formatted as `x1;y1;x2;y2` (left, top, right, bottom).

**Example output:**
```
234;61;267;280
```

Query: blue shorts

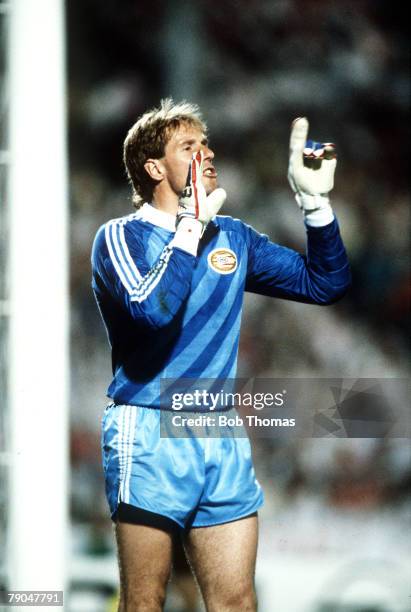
101;403;264;529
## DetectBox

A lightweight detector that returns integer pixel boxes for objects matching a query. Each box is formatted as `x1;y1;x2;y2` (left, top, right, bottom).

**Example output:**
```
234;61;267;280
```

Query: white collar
138;202;176;233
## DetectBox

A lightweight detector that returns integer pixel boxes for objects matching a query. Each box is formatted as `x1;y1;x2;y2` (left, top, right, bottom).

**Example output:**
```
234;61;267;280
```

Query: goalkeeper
91;99;350;611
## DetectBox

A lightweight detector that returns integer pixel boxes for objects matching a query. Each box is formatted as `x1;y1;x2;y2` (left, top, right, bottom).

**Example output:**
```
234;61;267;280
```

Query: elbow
128;294;181;330
318;288;349;306
129;304;175;330
148;311;176;330
316;275;352;305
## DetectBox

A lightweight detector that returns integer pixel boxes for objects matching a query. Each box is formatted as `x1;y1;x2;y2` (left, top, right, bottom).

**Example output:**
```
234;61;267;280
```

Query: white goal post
7;0;69;606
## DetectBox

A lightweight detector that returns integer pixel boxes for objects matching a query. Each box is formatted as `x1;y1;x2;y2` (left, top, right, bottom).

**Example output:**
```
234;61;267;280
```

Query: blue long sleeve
91;218;196;330
245;219;351;304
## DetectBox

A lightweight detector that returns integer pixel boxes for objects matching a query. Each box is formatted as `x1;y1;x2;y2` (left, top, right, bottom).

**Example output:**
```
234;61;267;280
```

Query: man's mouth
203;166;217;178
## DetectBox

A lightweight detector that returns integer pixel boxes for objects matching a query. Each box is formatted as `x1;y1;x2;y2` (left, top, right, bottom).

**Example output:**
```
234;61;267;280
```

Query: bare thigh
184;514;258;612
115;522;173;612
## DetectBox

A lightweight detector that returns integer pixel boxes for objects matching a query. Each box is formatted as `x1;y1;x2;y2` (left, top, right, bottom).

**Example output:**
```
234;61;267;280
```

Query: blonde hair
123;98;207;208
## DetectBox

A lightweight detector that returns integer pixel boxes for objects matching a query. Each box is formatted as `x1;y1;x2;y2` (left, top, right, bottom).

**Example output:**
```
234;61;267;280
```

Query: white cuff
172;217;203;256
304;206;335;227
295;193;330;211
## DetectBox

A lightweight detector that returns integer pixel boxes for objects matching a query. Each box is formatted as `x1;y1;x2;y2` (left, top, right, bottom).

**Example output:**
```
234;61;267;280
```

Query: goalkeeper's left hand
288;117;336;226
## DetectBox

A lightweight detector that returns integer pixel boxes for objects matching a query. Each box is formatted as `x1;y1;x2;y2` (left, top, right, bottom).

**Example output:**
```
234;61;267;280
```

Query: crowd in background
67;1;409;608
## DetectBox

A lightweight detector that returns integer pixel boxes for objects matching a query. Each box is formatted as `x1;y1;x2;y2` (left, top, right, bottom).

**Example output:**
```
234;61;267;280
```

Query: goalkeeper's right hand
176;151;226;229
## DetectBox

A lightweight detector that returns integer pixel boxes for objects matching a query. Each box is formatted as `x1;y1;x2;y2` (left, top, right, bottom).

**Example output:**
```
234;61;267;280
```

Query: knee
120;584;167;612
208;583;257;612
227;589;257;612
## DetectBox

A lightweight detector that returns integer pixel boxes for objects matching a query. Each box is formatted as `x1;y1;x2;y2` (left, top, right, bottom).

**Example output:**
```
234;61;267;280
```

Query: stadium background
3;1;410;610
68;1;410;610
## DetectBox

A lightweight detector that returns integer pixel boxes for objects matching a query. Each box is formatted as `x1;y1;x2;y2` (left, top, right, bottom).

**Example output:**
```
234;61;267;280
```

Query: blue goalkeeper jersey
91;203;350;409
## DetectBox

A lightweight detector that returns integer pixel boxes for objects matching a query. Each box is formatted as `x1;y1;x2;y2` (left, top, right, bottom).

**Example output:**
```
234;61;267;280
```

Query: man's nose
201;144;214;160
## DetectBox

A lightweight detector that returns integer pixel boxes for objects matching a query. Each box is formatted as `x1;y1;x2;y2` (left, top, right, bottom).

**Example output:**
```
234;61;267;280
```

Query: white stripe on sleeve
105;219;174;303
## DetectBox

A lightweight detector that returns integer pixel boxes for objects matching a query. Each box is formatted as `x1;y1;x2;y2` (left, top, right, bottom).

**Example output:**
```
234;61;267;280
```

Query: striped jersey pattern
105;217;173;303
91;204;350;409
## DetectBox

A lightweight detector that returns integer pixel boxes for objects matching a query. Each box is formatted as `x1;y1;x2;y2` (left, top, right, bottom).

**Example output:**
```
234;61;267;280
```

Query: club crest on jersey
207;248;238;275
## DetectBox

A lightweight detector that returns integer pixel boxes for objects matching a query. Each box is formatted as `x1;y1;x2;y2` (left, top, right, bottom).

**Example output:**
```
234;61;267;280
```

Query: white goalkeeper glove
288;117;336;226
176;151;227;229
172;151;227;256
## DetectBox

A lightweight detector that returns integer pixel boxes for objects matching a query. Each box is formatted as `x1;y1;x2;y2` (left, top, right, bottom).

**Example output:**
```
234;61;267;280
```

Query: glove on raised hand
288;117;336;226
176;151;226;229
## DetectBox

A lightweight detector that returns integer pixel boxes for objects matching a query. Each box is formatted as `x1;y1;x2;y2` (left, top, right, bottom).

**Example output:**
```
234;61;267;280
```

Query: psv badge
207;248;238;275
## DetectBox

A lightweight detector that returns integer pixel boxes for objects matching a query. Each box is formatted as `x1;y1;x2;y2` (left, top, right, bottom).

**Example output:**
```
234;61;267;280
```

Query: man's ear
144;159;165;182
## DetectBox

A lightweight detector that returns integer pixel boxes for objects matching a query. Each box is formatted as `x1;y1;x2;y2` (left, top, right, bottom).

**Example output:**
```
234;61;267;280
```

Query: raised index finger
192;150;204;186
289;117;309;161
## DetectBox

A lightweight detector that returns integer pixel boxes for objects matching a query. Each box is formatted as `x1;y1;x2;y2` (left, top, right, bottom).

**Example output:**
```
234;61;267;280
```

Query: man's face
161;123;218;196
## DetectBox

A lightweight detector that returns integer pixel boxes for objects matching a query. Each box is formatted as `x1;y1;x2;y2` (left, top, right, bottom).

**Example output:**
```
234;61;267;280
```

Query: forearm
245;218;350;304
303;218;351;304
95;219;204;329
127;253;193;327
